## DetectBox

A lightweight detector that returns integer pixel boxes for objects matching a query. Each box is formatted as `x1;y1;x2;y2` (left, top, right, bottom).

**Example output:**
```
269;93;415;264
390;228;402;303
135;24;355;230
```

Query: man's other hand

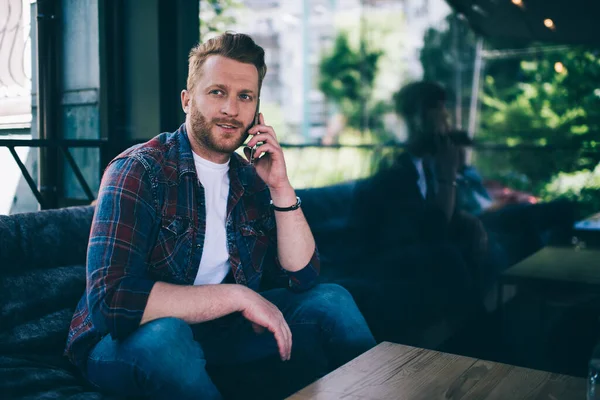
236;286;292;361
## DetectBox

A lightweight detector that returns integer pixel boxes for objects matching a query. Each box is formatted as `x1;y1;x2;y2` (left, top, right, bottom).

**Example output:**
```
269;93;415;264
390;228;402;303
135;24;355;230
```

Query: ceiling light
544;18;555;30
511;0;525;9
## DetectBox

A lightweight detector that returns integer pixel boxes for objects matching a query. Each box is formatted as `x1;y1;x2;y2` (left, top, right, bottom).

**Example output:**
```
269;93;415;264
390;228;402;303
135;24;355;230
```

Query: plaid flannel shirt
64;124;320;369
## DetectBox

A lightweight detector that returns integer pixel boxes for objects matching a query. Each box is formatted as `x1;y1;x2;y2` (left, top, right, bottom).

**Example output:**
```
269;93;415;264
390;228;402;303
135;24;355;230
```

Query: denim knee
304;284;376;366
301;284;371;329
86;318;222;399
308;283;358;314
130;317;194;352
127;318;210;391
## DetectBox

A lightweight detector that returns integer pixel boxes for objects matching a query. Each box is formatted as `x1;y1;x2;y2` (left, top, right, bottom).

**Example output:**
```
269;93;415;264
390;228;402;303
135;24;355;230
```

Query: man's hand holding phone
244;113;291;192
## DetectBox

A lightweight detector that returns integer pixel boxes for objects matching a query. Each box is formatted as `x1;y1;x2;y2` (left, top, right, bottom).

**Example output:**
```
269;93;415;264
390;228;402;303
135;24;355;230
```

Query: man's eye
240;94;252;101
209;89;224;95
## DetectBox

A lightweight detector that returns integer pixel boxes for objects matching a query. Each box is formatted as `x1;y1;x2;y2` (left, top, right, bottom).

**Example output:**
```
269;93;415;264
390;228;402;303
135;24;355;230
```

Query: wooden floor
287;342;586;400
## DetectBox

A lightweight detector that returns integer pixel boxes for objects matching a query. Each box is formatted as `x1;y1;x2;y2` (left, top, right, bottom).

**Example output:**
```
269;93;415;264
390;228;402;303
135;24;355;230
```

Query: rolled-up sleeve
263;228;321;292
283;248;320;292
87;156;158;340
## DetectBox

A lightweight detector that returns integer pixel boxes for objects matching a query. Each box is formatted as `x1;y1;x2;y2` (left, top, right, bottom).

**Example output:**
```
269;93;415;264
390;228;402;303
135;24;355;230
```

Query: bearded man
64;32;375;400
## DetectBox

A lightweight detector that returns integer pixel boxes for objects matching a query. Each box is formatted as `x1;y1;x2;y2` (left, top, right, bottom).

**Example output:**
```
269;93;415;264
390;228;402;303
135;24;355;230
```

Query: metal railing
1;135;598;211
1;138;399;209
0;137;136;209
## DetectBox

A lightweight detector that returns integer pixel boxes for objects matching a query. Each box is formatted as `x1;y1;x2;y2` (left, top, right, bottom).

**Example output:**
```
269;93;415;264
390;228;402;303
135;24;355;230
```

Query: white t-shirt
192;153;231;285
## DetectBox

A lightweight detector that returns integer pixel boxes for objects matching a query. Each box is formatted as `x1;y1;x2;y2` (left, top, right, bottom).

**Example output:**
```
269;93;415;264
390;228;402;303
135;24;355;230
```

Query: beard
189;105;250;155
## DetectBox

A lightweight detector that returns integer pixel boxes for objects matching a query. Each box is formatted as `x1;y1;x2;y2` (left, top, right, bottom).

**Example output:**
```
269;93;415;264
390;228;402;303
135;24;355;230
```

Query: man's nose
221;97;239;117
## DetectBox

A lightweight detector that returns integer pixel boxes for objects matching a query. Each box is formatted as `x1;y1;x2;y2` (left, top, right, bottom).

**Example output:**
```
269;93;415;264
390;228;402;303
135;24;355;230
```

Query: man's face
411;103;451;154
182;55;259;158
426;103;451;137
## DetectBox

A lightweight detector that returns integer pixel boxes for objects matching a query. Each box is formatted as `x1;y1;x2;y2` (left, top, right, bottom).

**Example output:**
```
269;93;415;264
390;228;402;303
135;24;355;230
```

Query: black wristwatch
270;196;302;212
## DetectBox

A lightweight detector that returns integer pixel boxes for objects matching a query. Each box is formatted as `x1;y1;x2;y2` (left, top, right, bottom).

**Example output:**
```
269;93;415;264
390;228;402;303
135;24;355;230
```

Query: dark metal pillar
36;0;60;209
158;0;199;132
99;0;126;172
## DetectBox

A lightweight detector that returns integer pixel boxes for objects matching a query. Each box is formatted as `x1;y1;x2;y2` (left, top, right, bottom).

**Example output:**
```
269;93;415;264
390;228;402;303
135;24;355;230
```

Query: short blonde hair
187;32;267;94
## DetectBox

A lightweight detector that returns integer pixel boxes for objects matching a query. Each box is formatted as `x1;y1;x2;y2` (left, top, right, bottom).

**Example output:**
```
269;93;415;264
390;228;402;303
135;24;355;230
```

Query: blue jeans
84;283;376;399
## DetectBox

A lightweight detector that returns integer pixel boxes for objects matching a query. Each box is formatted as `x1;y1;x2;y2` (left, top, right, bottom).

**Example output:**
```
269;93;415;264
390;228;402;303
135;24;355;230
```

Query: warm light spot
512;0;525;9
554;62;565;73
544;18;555;29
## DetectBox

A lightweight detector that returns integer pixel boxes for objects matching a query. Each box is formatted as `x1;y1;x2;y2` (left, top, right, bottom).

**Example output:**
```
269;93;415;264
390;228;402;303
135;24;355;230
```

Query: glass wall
200;0;452;145
200;0;462;189
1;1;597;215
201;0;600;217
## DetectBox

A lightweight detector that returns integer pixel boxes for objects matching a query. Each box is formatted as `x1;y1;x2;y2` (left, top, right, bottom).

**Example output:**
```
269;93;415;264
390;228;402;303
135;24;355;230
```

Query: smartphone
249;99;262;165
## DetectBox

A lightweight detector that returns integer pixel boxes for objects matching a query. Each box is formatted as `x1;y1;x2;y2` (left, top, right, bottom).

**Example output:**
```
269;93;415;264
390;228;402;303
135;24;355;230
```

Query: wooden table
500;246;600;288
496;246;600;316
287;342;585;400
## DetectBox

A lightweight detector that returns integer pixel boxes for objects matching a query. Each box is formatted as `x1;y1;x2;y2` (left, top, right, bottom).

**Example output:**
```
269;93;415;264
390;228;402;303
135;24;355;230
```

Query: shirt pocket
239;221;272;273
149;216;194;283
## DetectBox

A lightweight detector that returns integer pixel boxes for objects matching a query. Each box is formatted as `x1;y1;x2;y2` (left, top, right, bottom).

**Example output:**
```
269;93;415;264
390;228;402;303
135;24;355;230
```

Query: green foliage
200;0;243;40
541;165;600;218
318;32;387;134
419;14;482;127
420;16;476;87
419;13;600;215
478;49;600;189
318;8;411;142
332;9;409;104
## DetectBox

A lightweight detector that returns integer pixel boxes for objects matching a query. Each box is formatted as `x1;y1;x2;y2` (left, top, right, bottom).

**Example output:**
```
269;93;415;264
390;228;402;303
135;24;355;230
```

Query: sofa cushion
1;266;86;331
297;181;370;267
0;206;94;274
0;207;96;399
0;272;90;398
0;355;112;399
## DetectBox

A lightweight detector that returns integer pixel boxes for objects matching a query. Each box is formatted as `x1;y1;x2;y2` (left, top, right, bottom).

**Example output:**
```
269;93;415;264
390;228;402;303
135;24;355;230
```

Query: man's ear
181;90;190;114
